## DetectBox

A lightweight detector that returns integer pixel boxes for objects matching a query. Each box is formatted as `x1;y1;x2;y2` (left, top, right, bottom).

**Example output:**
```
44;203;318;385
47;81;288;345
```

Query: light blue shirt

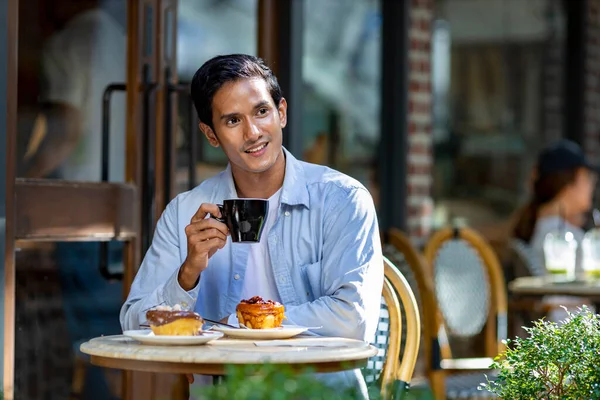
120;149;384;396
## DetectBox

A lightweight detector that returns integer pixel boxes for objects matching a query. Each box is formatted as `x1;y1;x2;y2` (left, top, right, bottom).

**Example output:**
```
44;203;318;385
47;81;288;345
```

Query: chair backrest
363;256;421;399
384;228;445;372
383;257;421;391
363;277;401;396
424;226;507;358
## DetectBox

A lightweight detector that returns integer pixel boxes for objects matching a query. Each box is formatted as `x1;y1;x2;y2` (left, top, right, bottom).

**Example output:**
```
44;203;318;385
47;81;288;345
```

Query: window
302;0;382;205
431;0;566;232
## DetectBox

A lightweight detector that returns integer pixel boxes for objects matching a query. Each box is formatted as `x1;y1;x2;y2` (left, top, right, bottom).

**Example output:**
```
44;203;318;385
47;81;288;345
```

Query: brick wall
407;0;434;239
584;0;600;163
542;0;600;164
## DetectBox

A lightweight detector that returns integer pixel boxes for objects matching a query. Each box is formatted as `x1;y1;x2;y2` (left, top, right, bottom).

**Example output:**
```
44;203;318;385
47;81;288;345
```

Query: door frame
1;0;164;398
2;0;18;397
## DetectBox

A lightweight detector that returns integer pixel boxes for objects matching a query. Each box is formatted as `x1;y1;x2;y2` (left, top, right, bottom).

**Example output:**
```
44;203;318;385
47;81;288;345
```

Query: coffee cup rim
223;198;268;202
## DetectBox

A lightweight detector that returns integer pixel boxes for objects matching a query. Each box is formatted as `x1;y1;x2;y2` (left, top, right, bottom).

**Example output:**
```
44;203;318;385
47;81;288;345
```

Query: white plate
211;325;315;340
123;330;223;345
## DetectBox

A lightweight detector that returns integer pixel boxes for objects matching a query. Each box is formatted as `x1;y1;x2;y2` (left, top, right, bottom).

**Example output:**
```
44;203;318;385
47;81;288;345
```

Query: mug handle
210;204;226;223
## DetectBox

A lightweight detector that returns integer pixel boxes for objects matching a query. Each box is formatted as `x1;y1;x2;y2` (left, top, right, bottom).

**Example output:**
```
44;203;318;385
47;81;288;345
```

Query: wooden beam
257;0;304;158
3;0;18;397
14;179;138;242
257;0;280;73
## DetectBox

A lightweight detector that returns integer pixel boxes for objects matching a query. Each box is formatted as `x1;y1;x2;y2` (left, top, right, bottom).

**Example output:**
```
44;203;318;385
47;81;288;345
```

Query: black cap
537;139;599;177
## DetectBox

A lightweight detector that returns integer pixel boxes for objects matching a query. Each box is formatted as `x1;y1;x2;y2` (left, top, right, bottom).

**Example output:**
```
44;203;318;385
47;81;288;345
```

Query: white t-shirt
41;9;126;182
240;189;283;302
226;189;282;326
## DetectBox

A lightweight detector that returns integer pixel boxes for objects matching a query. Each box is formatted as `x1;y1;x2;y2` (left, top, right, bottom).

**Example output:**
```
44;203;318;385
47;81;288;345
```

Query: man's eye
258;108;268;115
227;117;240;125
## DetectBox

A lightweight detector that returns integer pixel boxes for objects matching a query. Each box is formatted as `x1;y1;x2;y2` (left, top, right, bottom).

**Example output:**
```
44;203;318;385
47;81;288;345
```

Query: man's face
201;78;287;175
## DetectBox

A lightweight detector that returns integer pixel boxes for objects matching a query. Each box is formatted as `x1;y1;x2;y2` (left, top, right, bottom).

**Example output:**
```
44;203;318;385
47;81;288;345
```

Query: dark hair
512;169;578;242
190;54;283;130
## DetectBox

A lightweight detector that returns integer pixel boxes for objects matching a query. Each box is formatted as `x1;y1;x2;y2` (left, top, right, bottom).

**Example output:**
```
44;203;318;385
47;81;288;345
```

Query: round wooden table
80;335;379;375
509;276;600;310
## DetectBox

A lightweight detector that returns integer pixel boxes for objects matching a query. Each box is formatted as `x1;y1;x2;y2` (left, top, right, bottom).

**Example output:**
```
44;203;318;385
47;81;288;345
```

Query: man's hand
178;203;229;290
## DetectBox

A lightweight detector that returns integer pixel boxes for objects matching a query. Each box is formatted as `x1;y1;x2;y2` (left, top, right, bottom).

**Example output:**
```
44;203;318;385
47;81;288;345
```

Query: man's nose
243;120;261;141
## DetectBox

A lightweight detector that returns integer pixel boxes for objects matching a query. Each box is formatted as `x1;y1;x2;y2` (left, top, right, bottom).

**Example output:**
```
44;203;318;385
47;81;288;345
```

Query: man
120;54;383;397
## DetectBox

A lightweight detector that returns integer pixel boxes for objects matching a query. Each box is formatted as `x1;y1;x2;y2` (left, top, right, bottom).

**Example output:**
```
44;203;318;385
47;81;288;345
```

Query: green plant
192;363;384;400
481;306;600;399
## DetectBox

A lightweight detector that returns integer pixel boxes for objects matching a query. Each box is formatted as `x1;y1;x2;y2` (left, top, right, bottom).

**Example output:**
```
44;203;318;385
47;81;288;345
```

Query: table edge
90;355;372;375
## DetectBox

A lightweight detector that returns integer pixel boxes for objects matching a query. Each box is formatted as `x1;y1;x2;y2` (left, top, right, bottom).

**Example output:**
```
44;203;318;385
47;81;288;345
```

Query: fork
203;318;250;329
140;319;251;330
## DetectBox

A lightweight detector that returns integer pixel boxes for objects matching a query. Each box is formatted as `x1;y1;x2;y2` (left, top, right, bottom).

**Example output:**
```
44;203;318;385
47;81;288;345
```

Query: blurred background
2;0;600;398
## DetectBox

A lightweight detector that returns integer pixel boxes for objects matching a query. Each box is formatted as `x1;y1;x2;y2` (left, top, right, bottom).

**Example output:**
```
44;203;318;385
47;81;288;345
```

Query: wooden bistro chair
384;228;444;395
362;256;421;399
423;226;508;399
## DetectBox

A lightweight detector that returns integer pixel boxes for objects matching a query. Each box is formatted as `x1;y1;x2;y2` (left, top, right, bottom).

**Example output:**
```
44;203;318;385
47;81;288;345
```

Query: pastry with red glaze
236;296;285;329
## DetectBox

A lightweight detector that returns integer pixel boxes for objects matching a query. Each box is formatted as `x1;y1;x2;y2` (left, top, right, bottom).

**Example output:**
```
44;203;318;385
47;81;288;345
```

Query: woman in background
513;139;597;270
512;139;597;321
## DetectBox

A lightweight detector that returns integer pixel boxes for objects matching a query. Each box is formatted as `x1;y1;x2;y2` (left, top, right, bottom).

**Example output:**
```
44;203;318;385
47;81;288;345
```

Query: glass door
5;0;264;398
11;0;138;398
5;0;180;398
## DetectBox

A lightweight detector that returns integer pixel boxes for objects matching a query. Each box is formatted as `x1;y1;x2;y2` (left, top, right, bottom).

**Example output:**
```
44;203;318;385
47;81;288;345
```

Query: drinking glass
543;230;578;281
582;228;600;279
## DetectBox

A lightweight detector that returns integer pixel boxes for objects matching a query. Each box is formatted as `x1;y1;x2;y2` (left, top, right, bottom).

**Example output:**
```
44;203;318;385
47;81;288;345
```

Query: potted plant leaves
191;363;384;400
481;306;600;399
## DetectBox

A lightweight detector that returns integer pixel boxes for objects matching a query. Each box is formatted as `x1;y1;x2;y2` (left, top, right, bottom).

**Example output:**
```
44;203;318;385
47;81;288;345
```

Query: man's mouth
245;142;268;153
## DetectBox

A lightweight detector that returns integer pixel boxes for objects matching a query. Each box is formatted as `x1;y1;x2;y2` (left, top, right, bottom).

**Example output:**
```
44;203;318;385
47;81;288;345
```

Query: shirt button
181;302;188;308
284;211;290;217
279;277;286;284
234;274;240;280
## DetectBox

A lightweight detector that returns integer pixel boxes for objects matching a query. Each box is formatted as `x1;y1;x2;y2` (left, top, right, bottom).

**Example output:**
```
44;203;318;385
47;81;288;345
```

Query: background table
509;276;600;310
80;335;379;375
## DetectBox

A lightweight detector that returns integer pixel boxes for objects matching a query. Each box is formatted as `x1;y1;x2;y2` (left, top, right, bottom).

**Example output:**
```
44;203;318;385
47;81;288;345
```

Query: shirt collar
280;148;310;209
220;147;310;209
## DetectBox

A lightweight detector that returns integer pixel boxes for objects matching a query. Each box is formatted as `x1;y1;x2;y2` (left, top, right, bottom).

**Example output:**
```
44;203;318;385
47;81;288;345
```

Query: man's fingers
185;374;194;384
185;218;229;237
191;203;221;223
191;237;227;253
188;228;228;243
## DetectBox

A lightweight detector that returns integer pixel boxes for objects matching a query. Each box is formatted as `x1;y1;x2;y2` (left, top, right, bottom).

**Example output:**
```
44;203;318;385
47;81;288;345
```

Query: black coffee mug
211;199;269;243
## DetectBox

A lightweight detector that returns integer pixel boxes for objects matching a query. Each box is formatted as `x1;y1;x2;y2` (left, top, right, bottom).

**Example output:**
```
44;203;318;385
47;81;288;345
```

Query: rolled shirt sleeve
119;200;199;331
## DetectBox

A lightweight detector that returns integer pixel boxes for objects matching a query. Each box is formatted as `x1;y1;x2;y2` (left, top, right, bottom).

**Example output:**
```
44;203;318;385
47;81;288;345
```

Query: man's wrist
178;262;200;291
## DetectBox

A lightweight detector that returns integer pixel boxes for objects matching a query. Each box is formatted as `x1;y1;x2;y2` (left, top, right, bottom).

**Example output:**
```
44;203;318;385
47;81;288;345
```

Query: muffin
145;305;204;336
236;296;285;329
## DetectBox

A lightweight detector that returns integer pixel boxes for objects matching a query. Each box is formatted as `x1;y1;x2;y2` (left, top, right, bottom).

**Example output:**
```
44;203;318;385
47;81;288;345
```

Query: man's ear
278;98;288;129
200;122;219;148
